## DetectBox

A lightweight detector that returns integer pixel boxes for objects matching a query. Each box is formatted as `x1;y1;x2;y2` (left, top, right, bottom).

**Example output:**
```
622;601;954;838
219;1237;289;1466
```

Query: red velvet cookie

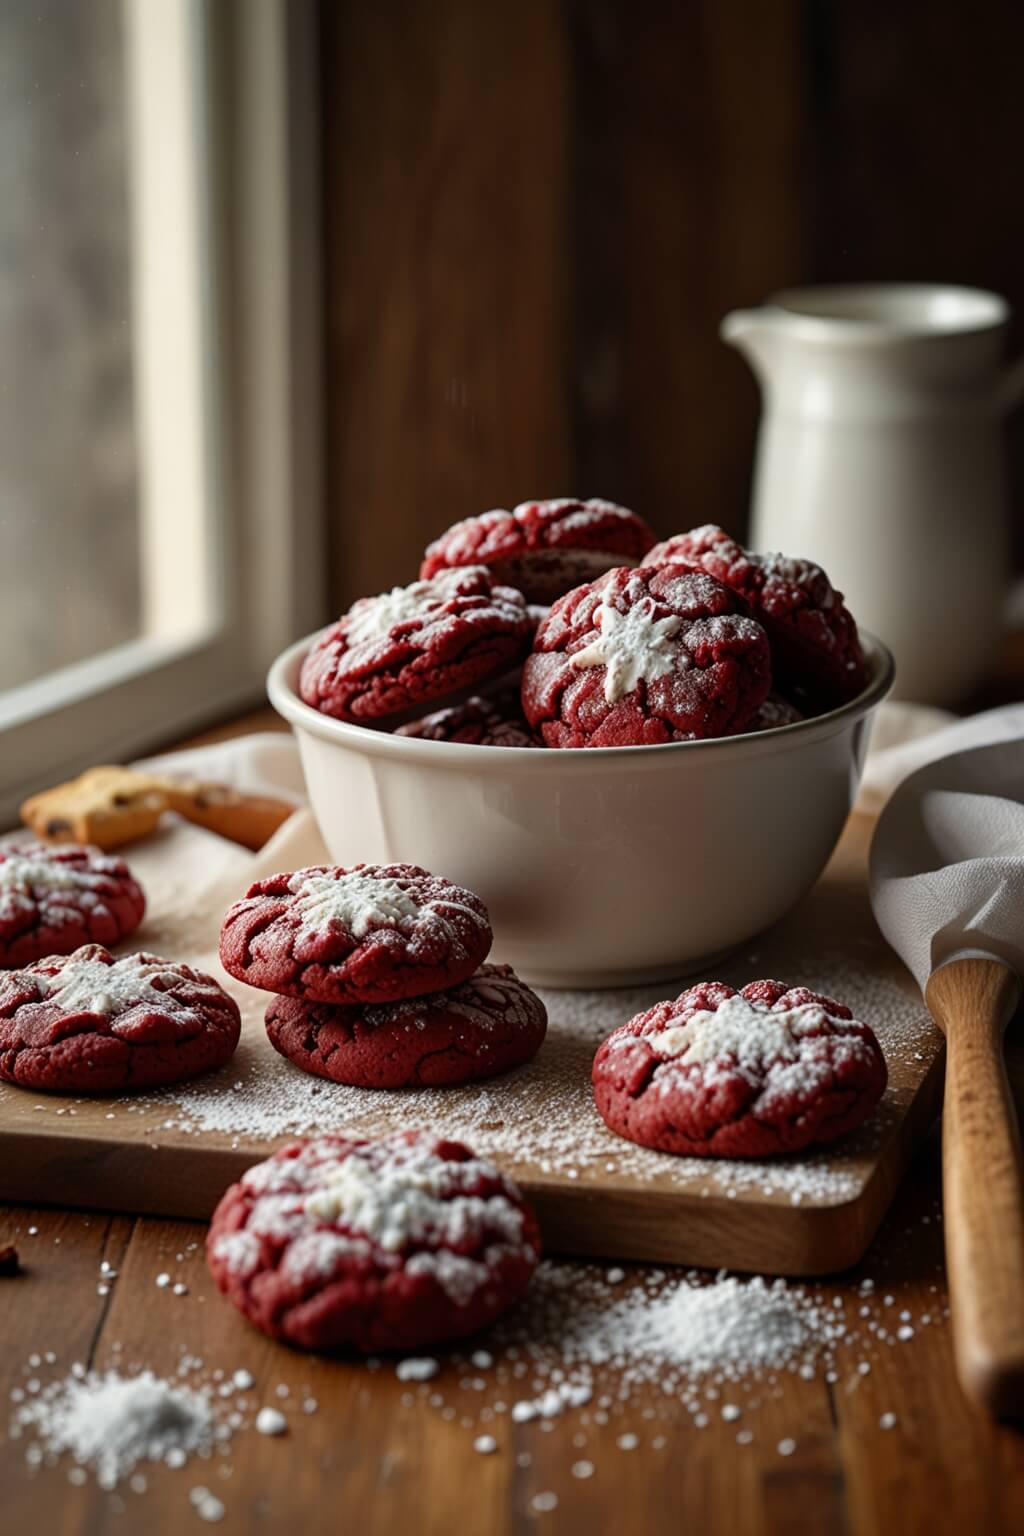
421;499;657;604
521;565;771;747
643;525;867;706
206;1131;540;1352
592;979;887;1158
395;690;538;748
265;963;547;1088
299;566;534;725
748;693;804;732
219;863;492;1005
0;943;241;1093
0;843;145;969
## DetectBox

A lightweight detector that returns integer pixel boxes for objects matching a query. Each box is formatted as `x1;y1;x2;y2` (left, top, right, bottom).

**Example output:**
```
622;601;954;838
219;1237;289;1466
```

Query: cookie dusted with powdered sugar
0;944;240;1093
747;693;804;732
265;963;547;1088
643;525;867;706
299;566;534;725
521;565;771;747
0;844;145;969
219;863;493;1005
421;499;657;604
592;979;887;1158
395;690;539;748
206;1131;540;1352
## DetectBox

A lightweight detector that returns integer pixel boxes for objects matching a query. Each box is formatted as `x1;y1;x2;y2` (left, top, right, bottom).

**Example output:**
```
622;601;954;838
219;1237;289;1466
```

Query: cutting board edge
0;1041;946;1276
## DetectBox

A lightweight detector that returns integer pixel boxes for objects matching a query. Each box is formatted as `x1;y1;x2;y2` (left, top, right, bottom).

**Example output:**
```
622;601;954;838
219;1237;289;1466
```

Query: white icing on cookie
646;994;856;1077
290;871;422;940
0;852;110;922
302;1142;524;1253
570;596;682;704
36;953;190;1018
405;1248;491;1304
345;567;485;649
288;869;485;944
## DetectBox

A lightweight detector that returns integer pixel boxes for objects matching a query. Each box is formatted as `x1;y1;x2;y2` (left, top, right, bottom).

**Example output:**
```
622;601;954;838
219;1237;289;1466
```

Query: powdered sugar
571;597;683;703
33;952;193;1019
0;846;117;921
340;566;524;659
0;853;103;898
301;1141;525;1254
289;870;422;941
345;572;469;649
406;1249;492;1304
210;1135;533;1309
647;996;836;1066
11;1367;215;1488
286;867;488;944
543;498;637;532
146;959;935;1213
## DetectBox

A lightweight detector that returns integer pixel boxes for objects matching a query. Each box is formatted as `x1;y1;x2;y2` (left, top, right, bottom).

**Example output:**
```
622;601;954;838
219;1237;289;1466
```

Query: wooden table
4;709;1024;1534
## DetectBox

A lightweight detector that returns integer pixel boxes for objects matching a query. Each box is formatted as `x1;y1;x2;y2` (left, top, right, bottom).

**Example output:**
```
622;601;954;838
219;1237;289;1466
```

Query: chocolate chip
0;1245;20;1276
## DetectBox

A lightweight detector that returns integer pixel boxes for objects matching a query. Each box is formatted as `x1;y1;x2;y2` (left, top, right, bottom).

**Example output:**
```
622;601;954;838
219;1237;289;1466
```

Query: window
0;0;324;826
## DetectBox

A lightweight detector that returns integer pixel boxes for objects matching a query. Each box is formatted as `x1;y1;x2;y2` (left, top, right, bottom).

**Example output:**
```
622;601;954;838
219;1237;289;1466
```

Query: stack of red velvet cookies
218;862;547;1088
297;500;869;750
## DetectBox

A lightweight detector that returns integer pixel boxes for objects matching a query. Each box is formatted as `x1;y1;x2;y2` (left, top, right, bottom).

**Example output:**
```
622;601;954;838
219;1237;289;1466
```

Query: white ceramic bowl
268;634;894;987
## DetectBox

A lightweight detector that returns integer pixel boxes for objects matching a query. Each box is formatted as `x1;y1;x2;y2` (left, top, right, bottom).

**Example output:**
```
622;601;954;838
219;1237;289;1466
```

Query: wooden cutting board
0;812;946;1276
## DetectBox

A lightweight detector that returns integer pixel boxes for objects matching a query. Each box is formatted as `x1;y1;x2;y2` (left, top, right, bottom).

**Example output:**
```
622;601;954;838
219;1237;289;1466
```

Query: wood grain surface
4;1132;1024;1535
0;814;944;1275
321;0;570;607
4;708;1024;1532
318;0;1024;609
927;958;1024;1416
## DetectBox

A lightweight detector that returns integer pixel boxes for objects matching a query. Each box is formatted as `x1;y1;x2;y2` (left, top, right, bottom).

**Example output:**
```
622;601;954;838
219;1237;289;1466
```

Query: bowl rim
267;627;895;768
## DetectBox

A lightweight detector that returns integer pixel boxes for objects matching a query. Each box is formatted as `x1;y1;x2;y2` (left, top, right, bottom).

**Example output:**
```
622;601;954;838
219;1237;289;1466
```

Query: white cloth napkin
869;738;1024;994
855;702;1024;814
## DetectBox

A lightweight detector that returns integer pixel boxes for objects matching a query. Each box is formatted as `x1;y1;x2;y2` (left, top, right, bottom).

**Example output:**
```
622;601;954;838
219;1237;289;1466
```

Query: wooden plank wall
321;0;1024;609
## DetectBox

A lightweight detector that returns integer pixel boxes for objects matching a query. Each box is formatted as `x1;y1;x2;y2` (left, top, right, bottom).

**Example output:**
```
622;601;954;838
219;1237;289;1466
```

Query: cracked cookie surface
265;963;546;1088
521;564;771;747
421;498;657;604
643;524;867;707
0;843;145;968
0;942;240;1092
206;1131;540;1352
299;565;533;724
592;979;887;1158
395;689;539;748
219;863;493;1005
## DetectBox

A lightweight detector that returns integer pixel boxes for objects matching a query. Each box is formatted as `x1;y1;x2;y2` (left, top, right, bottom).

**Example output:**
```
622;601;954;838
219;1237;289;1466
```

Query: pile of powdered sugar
11;1365;217;1490
10;1351;318;1516
392;1251;945;1452
134;958;936;1208
508;1269;842;1381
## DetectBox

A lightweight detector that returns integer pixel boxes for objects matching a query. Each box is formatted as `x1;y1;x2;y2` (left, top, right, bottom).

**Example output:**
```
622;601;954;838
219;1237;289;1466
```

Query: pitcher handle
996;355;1024;414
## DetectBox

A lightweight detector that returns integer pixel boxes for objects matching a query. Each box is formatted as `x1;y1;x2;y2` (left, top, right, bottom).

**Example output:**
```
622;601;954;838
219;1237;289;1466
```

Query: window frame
0;0;325;826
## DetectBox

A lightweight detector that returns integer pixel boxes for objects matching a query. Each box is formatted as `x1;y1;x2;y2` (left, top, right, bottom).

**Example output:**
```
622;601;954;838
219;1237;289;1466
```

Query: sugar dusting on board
124;959;936;1208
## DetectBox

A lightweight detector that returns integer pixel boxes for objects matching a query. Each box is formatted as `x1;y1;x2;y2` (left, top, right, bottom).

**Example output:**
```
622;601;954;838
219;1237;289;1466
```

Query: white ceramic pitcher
722;283;1024;704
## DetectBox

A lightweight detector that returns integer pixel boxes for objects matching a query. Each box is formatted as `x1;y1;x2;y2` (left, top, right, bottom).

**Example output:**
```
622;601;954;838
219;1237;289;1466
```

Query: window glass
0;0;142;690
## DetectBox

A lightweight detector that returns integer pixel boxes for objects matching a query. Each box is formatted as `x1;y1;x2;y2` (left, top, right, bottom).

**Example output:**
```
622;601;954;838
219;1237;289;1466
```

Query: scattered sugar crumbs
10;1220;946;1514
389;1244;945;1484
89;958;939;1210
